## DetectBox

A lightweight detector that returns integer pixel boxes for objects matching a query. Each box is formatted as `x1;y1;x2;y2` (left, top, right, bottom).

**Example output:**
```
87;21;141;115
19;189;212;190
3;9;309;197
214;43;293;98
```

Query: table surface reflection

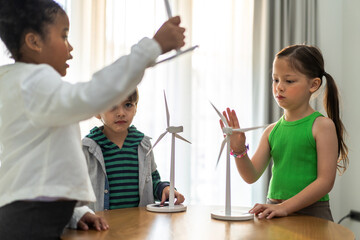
61;205;354;240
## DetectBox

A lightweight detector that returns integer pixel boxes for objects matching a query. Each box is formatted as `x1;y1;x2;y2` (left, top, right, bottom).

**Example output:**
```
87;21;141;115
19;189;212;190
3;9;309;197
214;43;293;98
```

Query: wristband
230;144;249;159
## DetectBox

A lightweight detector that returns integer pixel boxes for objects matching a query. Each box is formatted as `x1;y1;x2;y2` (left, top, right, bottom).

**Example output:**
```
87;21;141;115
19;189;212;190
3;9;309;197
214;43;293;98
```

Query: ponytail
323;72;349;173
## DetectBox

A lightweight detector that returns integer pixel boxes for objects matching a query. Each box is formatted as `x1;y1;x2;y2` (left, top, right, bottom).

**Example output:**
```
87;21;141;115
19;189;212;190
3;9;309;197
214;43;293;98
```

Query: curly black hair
0;0;65;60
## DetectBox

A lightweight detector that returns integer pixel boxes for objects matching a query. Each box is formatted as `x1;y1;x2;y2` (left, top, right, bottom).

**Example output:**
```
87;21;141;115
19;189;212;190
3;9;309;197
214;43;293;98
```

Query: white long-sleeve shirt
0;37;161;208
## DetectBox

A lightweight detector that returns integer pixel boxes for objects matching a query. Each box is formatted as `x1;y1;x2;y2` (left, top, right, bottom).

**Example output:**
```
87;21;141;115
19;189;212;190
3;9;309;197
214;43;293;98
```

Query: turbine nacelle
167;126;183;134
222;127;233;135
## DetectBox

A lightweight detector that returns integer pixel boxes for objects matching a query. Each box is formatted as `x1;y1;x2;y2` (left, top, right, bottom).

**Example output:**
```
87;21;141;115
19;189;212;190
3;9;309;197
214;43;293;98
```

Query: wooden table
62;205;354;240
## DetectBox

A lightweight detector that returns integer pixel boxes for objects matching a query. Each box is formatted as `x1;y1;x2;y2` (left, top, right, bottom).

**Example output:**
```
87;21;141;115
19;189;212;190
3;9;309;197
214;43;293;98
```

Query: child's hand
220;108;247;154
249;203;288;219
160;186;185;206
153;16;186;54
77;212;109;231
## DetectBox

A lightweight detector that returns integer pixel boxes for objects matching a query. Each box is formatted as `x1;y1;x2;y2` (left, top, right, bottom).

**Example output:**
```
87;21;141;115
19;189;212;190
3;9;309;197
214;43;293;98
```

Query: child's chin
58;69;67;77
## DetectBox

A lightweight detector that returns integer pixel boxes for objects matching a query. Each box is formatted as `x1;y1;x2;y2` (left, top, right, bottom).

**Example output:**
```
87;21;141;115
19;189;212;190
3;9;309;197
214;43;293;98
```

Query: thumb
168;16;181;25
160;192;167;206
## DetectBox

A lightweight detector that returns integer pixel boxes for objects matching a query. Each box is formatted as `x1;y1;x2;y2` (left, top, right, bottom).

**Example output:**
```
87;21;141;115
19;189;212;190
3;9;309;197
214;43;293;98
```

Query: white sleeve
21;37;161;127
67;205;95;229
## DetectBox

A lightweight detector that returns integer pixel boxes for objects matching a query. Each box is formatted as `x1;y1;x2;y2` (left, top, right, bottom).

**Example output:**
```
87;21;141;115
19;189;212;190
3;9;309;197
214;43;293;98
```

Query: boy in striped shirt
81;88;185;214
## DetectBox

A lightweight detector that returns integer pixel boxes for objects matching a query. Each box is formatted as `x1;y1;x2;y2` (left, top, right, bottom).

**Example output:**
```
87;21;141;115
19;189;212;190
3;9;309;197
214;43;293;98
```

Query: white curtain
190;0;256;206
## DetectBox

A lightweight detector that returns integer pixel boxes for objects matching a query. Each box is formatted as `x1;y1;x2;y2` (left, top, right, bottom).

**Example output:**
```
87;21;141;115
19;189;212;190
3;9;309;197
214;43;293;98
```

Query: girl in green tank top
219;45;348;221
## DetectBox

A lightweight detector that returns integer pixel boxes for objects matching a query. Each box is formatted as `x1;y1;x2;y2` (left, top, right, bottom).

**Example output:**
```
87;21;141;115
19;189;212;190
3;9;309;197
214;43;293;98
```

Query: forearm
234;155;262;183
280;177;334;215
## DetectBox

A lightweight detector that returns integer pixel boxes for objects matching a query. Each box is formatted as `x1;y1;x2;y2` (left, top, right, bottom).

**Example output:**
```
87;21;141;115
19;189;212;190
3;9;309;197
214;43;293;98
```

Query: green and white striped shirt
87;126;163;209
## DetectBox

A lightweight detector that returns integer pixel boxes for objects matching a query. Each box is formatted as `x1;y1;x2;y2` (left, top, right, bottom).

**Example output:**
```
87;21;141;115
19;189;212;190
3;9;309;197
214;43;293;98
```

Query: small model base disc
211;209;253;221
146;203;187;213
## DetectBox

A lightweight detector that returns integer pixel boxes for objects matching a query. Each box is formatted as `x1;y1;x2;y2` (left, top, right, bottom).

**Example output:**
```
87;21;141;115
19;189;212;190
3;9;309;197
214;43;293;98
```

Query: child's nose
116;107;126;117
68;41;74;52
277;82;284;91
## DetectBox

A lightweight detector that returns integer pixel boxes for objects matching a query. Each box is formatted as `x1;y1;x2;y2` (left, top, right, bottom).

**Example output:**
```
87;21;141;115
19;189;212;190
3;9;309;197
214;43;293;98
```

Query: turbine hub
167;126;183;133
222;127;233;135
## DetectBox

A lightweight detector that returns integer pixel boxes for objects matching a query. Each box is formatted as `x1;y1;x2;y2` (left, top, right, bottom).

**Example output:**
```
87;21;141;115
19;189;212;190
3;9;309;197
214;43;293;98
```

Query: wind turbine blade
174;133;191;144
146;131;168;156
164;91;170;127
164;0;173;18
232;124;268;133
216;138;227;167
210;102;228;127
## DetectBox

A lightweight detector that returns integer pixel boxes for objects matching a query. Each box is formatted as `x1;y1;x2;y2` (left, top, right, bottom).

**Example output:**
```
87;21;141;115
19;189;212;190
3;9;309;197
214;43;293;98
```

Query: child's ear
24;32;42;52
310;77;321;93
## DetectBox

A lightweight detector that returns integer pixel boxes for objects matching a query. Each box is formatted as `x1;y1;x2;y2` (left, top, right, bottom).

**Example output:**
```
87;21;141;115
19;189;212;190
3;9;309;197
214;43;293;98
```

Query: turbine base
211;209;253;221
146;203;187;213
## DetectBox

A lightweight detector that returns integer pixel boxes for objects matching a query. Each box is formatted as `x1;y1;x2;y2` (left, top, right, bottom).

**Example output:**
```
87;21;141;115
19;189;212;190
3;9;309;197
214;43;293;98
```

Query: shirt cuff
137;37;162;66
156;181;170;201
67;205;95;229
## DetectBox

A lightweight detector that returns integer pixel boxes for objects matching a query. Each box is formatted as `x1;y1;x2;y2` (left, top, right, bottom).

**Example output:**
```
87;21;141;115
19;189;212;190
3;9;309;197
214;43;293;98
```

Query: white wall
318;0;360;238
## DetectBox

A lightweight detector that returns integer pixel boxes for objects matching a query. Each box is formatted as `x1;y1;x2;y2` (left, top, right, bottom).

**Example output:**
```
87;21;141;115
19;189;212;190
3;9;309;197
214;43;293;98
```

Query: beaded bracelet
230;144;249;159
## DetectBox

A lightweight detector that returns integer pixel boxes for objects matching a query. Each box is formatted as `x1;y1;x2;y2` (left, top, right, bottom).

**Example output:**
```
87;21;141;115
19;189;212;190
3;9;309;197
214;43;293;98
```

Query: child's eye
272;79;279;83
286;80;294;83
125;103;134;108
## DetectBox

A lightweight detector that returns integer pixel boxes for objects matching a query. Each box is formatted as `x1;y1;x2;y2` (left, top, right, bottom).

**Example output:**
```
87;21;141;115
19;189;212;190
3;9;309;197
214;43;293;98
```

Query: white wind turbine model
146;91;191;213
154;0;199;65
210;103;268;221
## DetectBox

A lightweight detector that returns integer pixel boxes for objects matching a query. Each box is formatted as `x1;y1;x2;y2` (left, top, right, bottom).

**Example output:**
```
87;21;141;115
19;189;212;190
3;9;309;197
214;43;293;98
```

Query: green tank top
267;111;329;201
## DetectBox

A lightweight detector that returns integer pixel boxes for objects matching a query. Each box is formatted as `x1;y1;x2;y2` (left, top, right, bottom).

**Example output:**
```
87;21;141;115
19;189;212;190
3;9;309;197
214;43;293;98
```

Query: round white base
146;203;187;213
211;209;253;221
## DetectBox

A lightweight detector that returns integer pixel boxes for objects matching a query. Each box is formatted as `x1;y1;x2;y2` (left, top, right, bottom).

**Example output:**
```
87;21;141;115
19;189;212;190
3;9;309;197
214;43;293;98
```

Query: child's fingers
92;219;102;231
249;203;265;214
258;208;271;219
222;111;230;126
220;119;224;128
153;17;186;53
230;109;240;128
160;194;166;206
100;218;109;230
226;108;232;123
77;220;89;231
266;211;276;219
174;192;185;204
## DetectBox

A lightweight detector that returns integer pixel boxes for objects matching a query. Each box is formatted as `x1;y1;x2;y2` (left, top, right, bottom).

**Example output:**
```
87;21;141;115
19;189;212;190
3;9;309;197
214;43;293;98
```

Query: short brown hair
127;88;139;105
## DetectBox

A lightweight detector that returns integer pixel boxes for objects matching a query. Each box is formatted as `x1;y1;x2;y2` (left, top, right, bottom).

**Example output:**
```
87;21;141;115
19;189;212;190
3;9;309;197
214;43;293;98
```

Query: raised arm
221;108;273;183
22;17;186;127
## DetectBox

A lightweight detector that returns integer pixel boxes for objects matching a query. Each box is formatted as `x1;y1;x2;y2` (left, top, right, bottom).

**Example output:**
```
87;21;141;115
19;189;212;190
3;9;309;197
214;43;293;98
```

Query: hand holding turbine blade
154;0;199;66
210;102;269;166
